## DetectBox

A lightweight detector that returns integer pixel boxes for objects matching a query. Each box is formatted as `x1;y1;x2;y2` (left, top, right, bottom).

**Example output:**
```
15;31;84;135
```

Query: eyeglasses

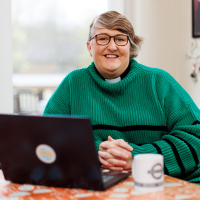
91;34;129;46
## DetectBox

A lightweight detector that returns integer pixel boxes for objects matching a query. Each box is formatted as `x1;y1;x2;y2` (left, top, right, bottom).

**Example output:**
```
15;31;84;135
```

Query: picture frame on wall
193;0;200;37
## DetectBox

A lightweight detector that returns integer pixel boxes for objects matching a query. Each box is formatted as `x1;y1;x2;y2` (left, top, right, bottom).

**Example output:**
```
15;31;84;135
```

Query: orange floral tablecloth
0;170;200;200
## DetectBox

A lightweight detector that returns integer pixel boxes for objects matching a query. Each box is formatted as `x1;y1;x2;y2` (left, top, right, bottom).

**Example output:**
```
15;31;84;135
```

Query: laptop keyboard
102;175;115;183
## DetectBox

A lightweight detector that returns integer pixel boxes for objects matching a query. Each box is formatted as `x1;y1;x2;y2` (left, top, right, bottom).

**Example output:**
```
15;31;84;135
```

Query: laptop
0;114;131;190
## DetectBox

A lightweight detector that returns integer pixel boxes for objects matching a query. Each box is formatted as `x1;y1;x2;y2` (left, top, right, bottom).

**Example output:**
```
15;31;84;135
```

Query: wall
0;0;13;113
109;0;200;106
137;0;200;106
178;1;200;106
108;0;125;15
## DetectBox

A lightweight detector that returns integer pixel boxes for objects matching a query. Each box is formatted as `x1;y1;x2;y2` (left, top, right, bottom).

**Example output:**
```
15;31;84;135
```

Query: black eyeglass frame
90;33;130;46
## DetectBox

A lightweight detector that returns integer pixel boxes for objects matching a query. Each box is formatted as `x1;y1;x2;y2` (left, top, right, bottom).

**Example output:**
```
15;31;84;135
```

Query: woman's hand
98;136;133;170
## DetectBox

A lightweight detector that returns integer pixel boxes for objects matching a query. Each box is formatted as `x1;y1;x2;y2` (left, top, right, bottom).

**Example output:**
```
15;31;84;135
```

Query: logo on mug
36;144;56;164
148;163;163;179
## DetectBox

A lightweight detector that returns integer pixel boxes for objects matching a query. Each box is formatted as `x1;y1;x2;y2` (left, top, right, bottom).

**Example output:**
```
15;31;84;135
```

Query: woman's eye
116;38;125;41
99;37;108;40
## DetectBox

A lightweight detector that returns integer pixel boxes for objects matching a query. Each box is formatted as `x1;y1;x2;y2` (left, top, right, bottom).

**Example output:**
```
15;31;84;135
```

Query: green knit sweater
43;59;200;184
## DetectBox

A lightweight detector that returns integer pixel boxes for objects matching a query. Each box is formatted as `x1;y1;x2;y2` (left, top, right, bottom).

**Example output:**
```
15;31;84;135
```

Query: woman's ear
87;41;92;57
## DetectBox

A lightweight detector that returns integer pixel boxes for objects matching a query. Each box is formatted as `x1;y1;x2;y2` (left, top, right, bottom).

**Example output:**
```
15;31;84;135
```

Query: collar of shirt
95;65;130;83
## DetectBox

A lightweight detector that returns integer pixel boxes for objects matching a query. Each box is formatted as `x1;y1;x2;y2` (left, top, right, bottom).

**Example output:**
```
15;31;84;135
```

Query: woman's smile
104;54;119;58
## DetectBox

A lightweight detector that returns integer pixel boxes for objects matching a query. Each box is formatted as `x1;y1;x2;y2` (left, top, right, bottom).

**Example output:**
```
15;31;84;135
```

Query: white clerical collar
105;76;121;83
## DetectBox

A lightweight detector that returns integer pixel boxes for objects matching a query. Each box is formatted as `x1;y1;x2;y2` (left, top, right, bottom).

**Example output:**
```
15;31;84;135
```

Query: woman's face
87;28;130;79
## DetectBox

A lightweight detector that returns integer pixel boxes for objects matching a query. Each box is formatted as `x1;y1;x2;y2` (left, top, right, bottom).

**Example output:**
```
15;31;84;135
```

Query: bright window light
12;0;108;114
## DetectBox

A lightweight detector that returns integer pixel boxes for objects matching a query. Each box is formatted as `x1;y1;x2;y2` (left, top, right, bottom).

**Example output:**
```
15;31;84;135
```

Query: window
12;0;108;115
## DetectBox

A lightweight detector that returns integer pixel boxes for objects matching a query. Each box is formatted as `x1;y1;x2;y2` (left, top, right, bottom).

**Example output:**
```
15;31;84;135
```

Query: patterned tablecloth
0;170;200;200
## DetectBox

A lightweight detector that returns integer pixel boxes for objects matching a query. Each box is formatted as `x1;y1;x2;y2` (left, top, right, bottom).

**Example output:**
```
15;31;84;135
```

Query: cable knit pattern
43;59;200;184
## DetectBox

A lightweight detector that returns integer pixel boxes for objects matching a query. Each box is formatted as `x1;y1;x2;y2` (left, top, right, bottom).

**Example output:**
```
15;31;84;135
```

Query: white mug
132;154;164;192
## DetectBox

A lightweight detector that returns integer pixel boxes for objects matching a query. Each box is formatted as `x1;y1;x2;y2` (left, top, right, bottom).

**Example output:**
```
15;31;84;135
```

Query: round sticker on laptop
35;144;56;164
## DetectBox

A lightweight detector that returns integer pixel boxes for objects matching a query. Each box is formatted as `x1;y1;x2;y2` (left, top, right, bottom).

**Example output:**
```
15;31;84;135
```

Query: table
0;170;200;200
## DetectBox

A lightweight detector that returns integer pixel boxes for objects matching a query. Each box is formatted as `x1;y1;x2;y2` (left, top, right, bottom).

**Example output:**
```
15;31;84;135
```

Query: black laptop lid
0;114;103;190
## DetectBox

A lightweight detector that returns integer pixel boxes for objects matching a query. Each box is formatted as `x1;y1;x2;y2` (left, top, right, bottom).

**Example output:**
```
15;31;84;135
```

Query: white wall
178;1;200;106
0;0;13;113
109;0;200;106
137;0;200;106
108;0;125;15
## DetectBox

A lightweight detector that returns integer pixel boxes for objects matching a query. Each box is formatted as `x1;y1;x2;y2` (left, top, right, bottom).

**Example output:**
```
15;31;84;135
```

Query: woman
44;11;200;184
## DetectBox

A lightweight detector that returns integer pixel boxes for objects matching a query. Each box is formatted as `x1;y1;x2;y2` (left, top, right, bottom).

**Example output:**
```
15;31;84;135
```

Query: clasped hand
98;136;133;170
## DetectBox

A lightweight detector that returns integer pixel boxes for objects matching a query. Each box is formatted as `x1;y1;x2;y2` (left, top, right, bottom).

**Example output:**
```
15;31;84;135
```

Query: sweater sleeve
43;75;71;115
129;72;200;180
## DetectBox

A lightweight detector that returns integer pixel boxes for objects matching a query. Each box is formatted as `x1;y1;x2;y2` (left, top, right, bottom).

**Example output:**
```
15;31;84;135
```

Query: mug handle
132;159;135;179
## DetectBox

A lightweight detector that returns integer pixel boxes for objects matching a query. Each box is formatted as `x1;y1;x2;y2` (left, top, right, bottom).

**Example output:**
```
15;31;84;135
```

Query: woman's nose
107;38;117;51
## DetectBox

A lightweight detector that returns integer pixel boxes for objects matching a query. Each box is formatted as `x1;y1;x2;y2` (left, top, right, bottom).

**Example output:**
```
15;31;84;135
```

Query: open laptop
0;114;131;190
